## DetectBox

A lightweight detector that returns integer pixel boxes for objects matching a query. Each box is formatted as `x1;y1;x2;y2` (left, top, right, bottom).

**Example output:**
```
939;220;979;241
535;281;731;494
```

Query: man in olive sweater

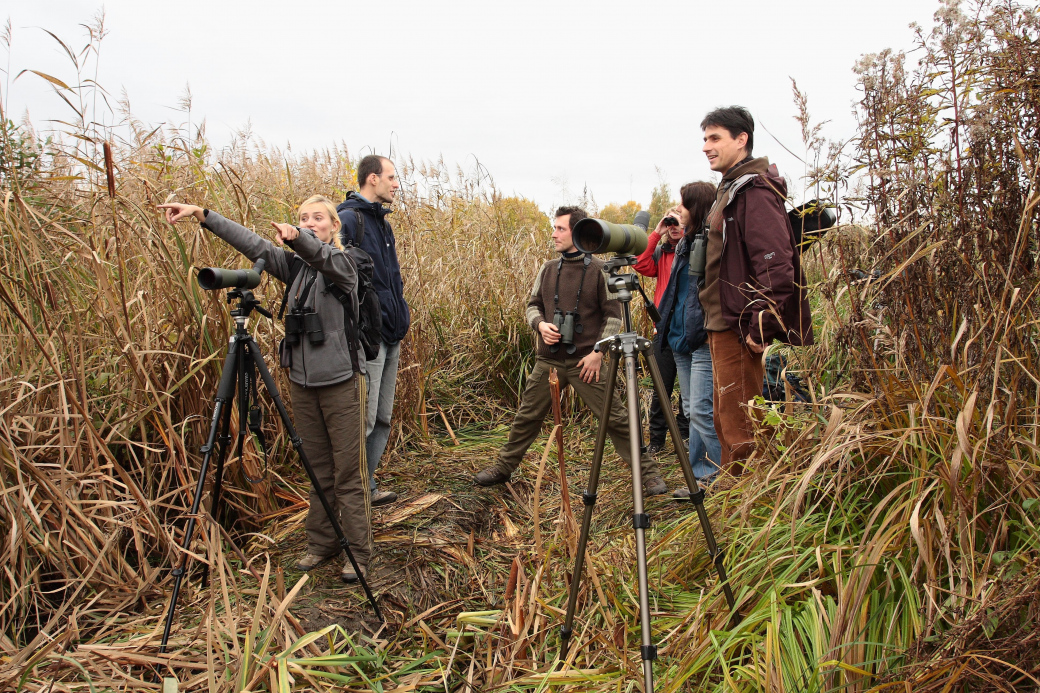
474;206;668;496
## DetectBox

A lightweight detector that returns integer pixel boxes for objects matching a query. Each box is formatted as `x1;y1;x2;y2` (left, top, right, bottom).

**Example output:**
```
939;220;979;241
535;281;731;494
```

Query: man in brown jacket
699;106;813;474
474;206;669;496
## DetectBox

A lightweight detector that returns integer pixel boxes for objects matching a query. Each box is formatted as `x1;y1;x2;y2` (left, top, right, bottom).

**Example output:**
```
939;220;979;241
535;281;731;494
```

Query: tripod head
602;255;661;326
228;288;273;322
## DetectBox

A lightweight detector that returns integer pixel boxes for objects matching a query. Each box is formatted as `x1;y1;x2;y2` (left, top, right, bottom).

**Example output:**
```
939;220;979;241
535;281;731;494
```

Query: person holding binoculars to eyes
473;206;669;496
158;197;373;585
633;205;692;458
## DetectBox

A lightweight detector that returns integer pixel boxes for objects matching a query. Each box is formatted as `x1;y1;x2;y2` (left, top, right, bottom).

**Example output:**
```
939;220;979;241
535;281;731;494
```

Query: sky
1;0;941;212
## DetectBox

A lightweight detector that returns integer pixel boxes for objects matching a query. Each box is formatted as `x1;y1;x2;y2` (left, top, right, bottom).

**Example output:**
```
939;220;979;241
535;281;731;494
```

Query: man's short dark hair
700;106;754;156
358;155;392;188
554;206;587;229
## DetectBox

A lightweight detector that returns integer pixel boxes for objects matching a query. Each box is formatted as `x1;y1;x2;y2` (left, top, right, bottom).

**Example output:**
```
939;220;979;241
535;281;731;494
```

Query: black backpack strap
353;208;366;247
277;254;307;320
323;275;362;376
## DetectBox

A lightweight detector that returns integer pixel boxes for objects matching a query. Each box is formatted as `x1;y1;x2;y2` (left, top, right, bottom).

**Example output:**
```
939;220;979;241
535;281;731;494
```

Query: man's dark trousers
648;331;690;448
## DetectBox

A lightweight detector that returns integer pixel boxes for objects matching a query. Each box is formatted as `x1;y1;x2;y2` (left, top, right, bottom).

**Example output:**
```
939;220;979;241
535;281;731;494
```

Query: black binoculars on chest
284;310;325;345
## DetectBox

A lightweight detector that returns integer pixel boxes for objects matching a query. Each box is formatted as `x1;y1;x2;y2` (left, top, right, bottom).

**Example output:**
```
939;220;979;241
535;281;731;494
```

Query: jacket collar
342;191;392;219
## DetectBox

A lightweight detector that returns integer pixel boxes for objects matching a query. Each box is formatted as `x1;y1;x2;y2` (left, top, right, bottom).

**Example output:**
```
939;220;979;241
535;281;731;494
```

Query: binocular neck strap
553;254;592;315
294;267;319;311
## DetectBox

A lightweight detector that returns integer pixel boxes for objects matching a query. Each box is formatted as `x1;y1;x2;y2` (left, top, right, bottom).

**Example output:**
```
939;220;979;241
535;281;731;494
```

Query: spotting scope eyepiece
572;210;651;256
197;258;267;291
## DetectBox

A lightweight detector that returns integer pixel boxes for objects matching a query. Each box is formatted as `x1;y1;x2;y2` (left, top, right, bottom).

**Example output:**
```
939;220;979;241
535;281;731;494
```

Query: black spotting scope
572;210;650;256
197;258;267;291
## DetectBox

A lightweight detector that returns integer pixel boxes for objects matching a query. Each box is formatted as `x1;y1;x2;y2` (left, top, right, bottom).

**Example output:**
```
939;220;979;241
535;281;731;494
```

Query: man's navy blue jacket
337;192;411;344
656;235;708;355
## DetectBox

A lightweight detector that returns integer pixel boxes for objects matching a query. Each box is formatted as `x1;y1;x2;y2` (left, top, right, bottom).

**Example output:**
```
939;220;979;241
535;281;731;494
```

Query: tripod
558;255;738;691
160;268;383;652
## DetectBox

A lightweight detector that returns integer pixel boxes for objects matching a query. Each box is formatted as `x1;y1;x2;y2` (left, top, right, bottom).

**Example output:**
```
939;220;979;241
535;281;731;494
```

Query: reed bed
0;0;1038;690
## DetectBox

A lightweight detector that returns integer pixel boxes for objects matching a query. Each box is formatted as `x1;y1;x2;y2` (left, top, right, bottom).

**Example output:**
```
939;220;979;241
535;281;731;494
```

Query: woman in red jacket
633;210;690;454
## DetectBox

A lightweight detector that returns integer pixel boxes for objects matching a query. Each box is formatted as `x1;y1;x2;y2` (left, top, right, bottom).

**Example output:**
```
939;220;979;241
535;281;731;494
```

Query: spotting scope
572;211;650;255
197;259;267;291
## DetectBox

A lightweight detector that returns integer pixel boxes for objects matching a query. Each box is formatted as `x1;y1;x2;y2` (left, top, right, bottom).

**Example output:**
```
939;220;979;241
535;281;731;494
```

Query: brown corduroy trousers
708;329;765;473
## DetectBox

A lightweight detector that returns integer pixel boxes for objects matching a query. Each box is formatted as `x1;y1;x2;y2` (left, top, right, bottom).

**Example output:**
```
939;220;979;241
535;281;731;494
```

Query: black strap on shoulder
277;255;307;320
323;275;362;376
553;253;592;313
352;209;366;247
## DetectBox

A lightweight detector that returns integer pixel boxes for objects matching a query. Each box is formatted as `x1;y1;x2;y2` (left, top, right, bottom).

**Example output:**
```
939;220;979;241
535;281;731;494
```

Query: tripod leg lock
641;644;658;661
559;626;572;642
689;488;706;505
711;547;726;568
171;566;185;577
200;443;213;454
632;513;650;530
582;492;597;507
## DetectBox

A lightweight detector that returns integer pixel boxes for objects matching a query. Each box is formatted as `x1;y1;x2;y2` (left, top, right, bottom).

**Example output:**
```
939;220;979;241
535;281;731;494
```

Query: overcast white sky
2;0;940;211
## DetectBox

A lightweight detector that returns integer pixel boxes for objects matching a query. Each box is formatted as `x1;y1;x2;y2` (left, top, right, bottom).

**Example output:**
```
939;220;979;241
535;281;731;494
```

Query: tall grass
0;0;1037;691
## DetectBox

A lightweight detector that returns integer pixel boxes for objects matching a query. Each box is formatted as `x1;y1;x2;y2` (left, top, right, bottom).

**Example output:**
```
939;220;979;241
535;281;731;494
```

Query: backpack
787;199;836;252
342;209;384;361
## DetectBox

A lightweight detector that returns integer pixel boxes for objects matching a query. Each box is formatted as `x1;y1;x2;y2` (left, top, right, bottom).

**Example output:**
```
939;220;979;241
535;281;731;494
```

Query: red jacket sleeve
633;230;662;277
740;186;796;345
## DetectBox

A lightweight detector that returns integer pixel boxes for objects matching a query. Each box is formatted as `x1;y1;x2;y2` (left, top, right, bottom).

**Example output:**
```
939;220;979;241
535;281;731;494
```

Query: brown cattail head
103;142;116;198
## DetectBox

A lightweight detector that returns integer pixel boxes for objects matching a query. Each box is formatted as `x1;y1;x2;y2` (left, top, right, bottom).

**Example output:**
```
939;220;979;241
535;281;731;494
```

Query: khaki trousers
494;356;660;480
707;330;765;473
290;377;372;568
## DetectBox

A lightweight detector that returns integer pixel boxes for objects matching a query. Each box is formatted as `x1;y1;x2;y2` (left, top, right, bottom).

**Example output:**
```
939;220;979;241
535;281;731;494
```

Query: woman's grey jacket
202;211;363;388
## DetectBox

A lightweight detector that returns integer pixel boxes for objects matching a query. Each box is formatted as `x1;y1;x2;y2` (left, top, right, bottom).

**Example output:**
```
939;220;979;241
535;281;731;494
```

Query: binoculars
689;223;709;280
284;310;325;345
550;309;582;355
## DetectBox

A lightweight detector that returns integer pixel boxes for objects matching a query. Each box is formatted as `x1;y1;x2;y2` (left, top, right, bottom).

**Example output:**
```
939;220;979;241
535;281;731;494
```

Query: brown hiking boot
371;489;398;507
644;475;668;496
341;561;368;584
474;468;511;487
297;552;337;572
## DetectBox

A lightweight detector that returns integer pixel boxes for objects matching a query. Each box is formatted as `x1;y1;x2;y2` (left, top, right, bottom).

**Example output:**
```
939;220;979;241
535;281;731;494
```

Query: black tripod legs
246;344;384;623
160;333;384;654
160;336;241;652
643;354;739;617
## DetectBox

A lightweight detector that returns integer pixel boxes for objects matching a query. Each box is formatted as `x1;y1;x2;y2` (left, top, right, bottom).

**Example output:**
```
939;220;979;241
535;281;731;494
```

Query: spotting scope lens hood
197;258;267;291
572;211;650;255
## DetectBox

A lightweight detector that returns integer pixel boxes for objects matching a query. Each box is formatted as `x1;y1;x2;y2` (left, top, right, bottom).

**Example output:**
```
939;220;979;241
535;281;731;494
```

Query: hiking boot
645;442;665;457
474;468;511;487
644;475;668;496
297;552;337;572
341;561;367;584
371;490;398;507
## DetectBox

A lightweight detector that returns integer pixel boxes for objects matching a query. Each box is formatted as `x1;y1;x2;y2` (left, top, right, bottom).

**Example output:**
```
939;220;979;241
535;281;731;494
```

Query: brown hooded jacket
700;157;813;346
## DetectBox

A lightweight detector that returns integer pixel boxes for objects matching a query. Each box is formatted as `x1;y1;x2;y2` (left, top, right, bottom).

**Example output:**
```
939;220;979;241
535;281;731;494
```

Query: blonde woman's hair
298;195;344;250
